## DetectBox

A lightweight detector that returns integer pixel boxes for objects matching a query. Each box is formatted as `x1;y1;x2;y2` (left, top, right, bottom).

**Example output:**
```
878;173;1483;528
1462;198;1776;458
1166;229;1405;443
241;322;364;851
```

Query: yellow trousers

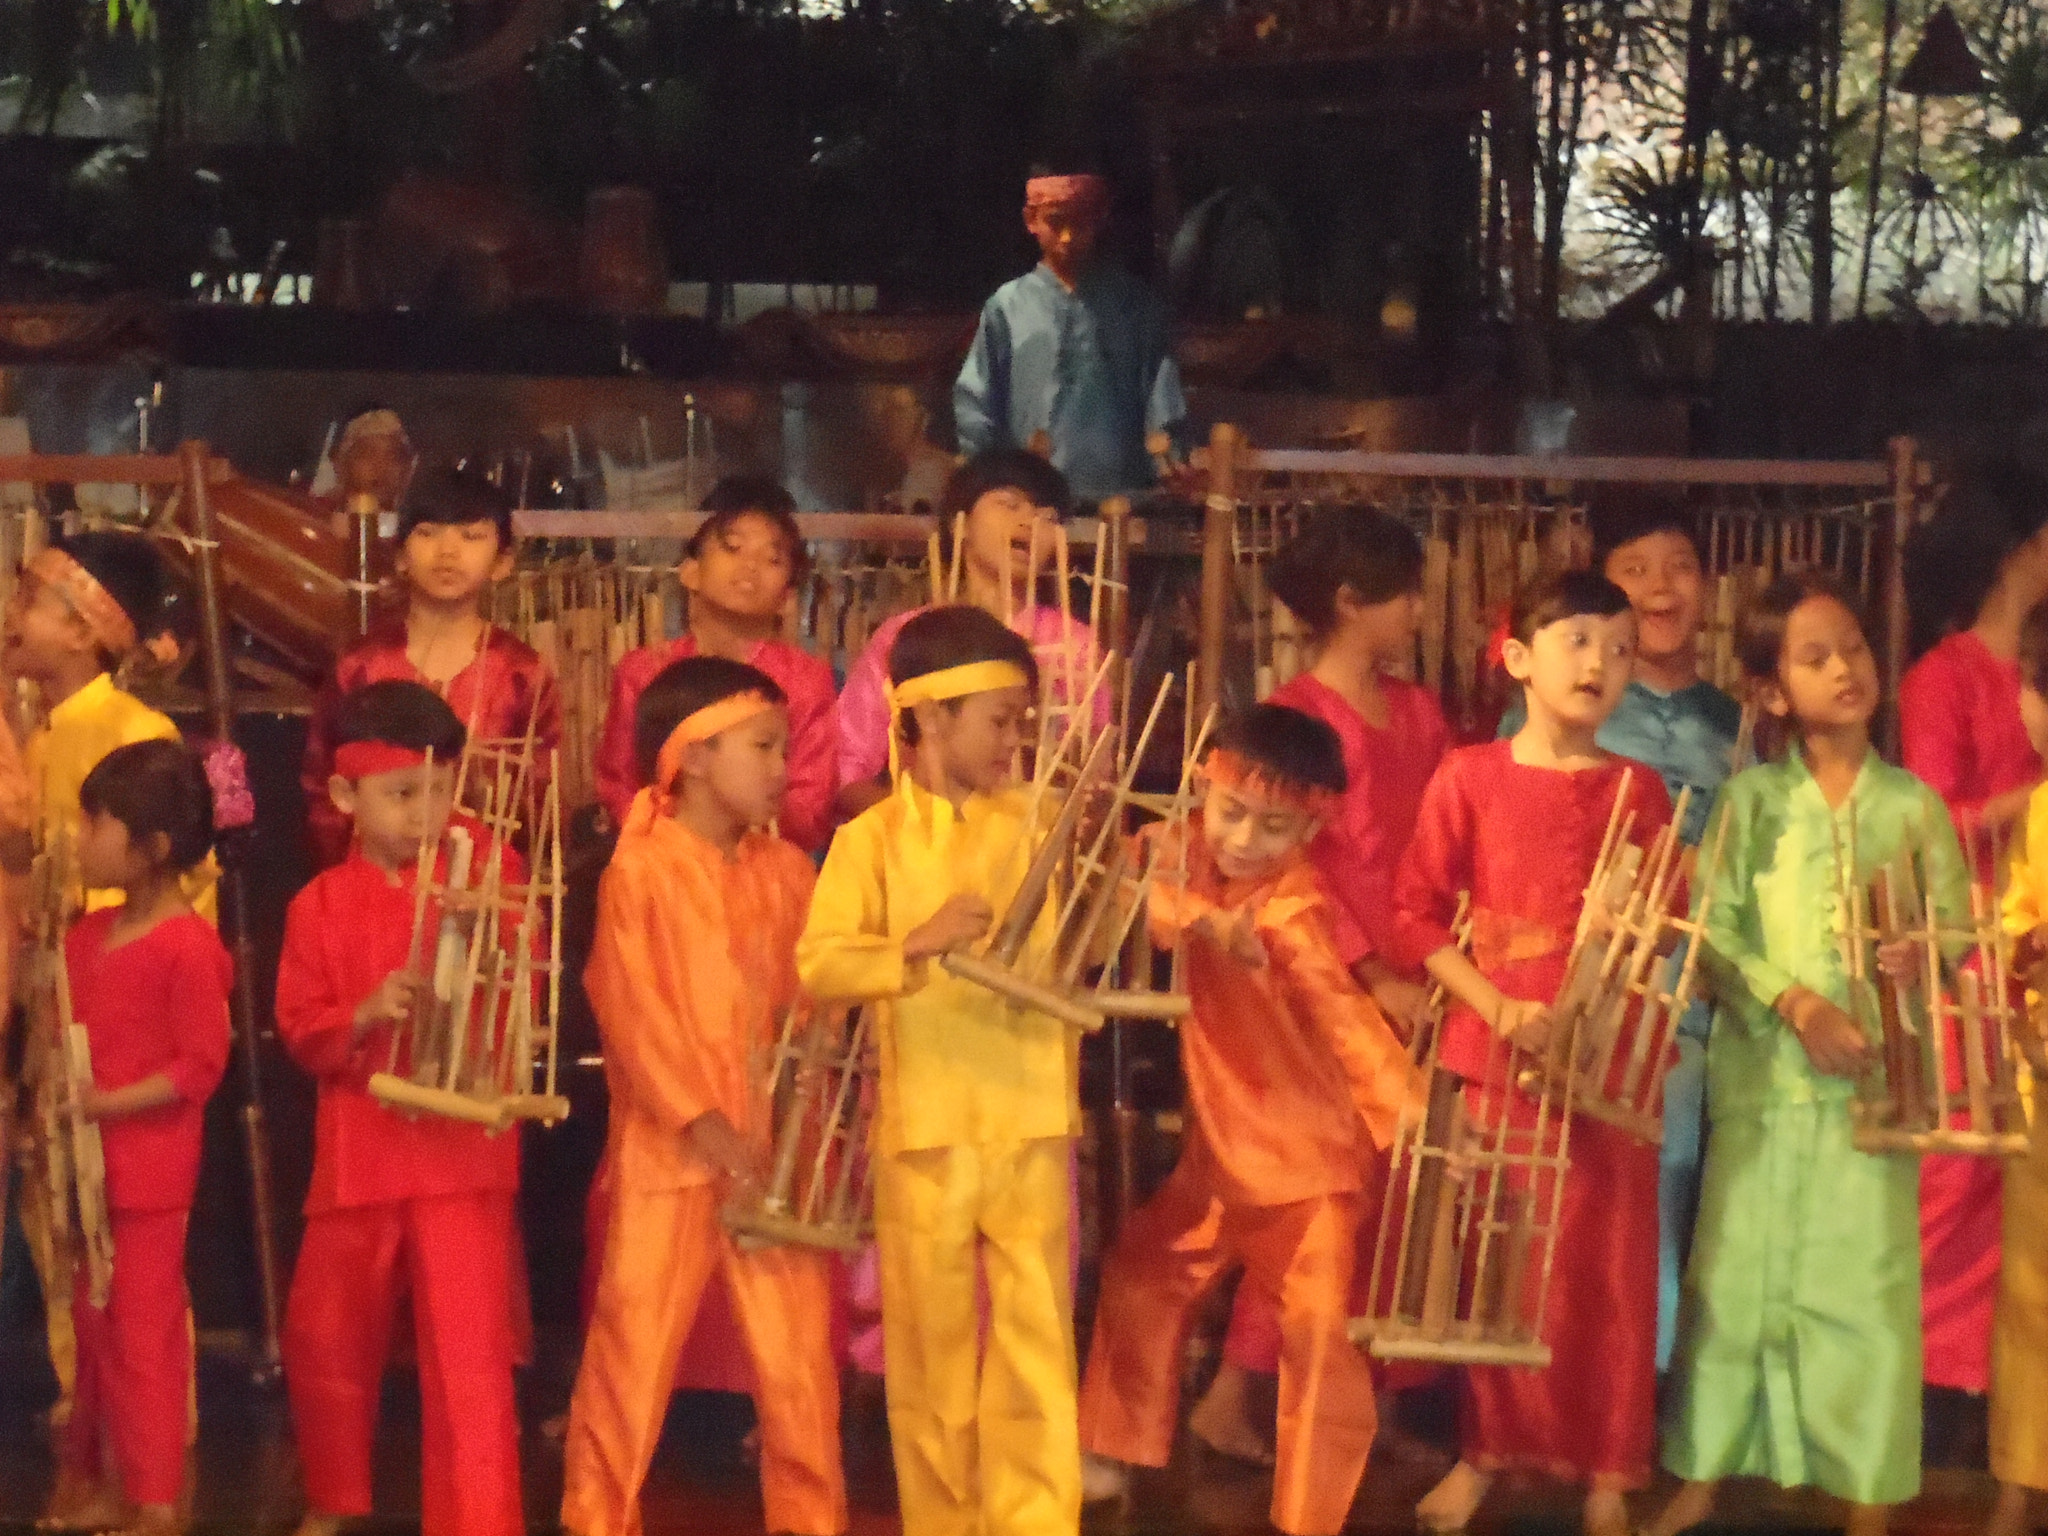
875;1137;1077;1536
1992;1101;2048;1491
562;1183;845;1536
17;1150;78;1421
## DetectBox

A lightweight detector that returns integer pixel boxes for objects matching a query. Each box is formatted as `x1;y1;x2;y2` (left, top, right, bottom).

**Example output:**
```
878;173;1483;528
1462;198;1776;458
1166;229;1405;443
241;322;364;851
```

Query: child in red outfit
47;739;232;1536
278;680;526;1536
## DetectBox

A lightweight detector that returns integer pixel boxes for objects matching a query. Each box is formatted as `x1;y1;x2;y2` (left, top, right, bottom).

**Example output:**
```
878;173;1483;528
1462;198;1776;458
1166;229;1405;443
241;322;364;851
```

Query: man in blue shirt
1499;504;1747;1370
954;172;1190;503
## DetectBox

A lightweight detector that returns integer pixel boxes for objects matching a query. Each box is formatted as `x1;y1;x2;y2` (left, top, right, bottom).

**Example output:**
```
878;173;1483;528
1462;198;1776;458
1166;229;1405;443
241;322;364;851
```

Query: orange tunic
561;807;845;1536
1080;835;1424;1536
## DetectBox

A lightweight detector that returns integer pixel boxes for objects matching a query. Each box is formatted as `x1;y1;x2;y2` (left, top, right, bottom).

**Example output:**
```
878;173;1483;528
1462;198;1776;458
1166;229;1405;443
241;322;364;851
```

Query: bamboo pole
1197;425;1240;728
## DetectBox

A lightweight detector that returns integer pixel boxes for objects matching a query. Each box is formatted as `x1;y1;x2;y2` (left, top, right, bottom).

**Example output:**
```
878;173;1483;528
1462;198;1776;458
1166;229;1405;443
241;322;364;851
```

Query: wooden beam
1195;447;1892;489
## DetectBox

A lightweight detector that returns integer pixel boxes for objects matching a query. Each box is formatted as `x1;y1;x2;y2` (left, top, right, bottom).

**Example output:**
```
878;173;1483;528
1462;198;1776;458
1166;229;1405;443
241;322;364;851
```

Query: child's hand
904;895;995;961
1199;908;1266;969
687;1110;762;1197
2015;924;2048;983
1874;940;1920;987
354;970;423;1033
1492;997;1552;1054
59;1084;107;1123
1778;986;1870;1078
1369;975;1434;1040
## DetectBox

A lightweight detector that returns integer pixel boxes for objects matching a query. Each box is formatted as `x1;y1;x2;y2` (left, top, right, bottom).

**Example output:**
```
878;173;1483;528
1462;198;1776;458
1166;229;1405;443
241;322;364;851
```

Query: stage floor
0;1333;2020;1536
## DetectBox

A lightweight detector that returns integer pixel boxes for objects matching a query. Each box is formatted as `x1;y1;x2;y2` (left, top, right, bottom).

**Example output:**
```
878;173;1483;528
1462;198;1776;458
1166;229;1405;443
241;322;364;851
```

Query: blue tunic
953;263;1188;502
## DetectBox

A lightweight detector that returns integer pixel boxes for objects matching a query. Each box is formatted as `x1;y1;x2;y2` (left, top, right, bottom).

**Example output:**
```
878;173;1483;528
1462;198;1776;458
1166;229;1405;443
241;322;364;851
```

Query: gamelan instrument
1837;820;2033;1158
721;1006;877;1254
1354;895;1573;1368
366;730;569;1132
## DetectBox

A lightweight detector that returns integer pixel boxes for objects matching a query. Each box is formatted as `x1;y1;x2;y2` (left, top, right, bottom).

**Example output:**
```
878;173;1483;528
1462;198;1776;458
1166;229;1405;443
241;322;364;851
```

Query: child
561;655;845;1536
954;168;1189;502
593;475;837;850
1900;464;2048;1407
300;465;560;868
3;531;193;1427
838;450;1107;820
1497;501;1745;1370
1077;705;1425;1535
1391;570;1674;1536
1189;507;1447;1464
1649;572;1968;1536
1983;594;2048;1536
277;680;524;1536
798;605;1076;1536
43;740;231;1536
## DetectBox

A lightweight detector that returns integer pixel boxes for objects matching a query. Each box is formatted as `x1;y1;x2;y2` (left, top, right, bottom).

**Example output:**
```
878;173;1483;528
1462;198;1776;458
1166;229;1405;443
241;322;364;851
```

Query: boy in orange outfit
561;654;845;1536
1078;704;1426;1536
277;681;525;1536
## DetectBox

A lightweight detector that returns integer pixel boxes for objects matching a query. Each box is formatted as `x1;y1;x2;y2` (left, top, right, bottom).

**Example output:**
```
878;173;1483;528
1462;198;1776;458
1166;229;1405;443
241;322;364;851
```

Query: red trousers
1080;1159;1377;1536
562;1183;845;1536
1921;1150;2003;1394
283;1192;522;1536
67;1209;190;1507
1458;1109;1659;1488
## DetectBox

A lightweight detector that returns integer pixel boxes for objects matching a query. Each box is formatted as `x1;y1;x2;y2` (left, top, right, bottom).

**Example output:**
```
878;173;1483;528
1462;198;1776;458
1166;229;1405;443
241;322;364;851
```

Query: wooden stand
721;1007;877;1253
1837;824;2032;1158
1354;896;1572;1369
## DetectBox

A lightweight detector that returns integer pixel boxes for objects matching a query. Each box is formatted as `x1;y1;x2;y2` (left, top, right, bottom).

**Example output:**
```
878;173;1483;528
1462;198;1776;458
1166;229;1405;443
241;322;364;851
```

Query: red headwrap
333;741;430;780
1025;175;1109;215
1202;746;1336;819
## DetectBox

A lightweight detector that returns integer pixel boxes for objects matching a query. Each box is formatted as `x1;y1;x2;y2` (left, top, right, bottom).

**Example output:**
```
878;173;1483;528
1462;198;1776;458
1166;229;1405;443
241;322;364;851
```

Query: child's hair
634;655;787;786
1905;459;2048;657
1735;569;1867;683
1509;568;1632;645
1266;508;1423;637
398;464;515;548
331;679;467;765
79;738;216;872
888;605;1040;749
55;531;167;650
1591;492;1704;569
2020;596;2048;697
1207;704;1347;799
685;475;811;585
942;450;1074;524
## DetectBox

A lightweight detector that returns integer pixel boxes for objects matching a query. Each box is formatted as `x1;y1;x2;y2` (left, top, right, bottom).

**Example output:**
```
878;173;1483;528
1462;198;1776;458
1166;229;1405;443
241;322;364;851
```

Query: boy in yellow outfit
796;604;1074;1536
2;531;202;1426
1989;599;2048;1536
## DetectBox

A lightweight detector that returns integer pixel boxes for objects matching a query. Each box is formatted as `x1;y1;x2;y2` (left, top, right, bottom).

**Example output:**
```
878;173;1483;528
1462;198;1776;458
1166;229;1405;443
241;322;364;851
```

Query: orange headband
30;548;137;655
1203;747;1336;819
1025;174;1108;213
623;689;779;836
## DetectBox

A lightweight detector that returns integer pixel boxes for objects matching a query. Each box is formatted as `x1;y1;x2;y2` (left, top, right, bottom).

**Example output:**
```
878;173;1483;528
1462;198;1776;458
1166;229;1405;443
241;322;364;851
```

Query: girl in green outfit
1647;572;1970;1536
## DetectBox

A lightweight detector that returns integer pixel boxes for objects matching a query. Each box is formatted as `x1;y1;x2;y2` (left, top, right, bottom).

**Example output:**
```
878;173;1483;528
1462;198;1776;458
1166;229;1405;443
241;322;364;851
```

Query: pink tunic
837;604;1109;789
1900;630;2036;1396
1267;672;1451;965
592;635;839;853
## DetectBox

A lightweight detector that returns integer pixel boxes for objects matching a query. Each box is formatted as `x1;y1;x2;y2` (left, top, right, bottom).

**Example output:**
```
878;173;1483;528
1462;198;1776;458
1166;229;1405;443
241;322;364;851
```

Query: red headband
30;548;138;656
1025;174;1108;213
1203;747;1337;819
334;741;430;780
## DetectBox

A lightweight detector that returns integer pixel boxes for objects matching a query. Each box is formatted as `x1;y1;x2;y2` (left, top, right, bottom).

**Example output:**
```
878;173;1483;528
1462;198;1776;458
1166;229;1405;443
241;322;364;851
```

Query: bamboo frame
1353;895;1575;1369
1836;816;2032;1158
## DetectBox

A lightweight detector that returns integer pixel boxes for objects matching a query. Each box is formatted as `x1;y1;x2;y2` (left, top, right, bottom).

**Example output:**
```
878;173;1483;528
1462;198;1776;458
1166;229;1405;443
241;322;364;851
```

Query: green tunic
1663;748;1968;1504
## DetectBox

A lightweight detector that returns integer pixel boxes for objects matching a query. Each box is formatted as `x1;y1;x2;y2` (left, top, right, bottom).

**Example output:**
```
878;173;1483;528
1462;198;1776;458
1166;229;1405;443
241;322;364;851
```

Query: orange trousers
282;1192;523;1536
66;1209;190;1507
1079;1161;1377;1536
561;1182;845;1536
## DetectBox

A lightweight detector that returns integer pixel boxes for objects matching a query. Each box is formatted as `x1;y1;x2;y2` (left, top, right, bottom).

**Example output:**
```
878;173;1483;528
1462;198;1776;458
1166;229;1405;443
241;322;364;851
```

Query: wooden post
1197;424;1240;730
1882;436;1918;759
180;441;286;1383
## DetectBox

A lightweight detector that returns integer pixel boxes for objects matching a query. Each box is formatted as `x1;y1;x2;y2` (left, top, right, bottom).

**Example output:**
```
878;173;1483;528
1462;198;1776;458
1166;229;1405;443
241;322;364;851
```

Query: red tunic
1391;740;1672;1485
275;845;522;1212
592;635;839;852
301;621;562;868
1900;630;2031;1396
1267;672;1451;965
67;908;233;1211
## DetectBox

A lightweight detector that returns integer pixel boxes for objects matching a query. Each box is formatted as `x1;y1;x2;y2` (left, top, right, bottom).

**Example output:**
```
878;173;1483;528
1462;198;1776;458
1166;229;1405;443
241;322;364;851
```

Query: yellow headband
624;689;779;837
888;660;1031;778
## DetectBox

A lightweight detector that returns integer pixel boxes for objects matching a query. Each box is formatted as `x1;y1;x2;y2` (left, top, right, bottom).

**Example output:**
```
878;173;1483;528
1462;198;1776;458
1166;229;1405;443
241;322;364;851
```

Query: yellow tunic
797;774;1079;1536
1994;785;2048;1492
25;673;217;919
